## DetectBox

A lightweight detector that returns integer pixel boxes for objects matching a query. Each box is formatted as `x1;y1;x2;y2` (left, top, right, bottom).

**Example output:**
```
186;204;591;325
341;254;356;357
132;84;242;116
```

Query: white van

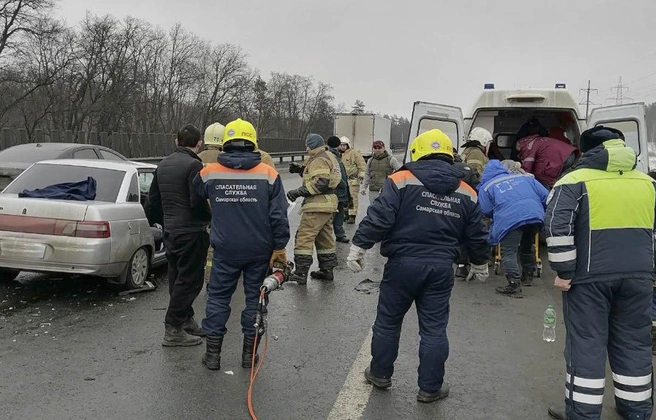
405;83;652;175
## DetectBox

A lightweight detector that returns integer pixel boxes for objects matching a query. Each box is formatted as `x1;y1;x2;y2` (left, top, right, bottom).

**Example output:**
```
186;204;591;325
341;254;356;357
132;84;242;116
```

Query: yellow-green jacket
545;139;656;283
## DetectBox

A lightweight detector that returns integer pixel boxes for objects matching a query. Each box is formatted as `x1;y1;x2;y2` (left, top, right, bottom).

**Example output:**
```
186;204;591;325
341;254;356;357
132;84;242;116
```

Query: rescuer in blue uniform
546;127;655;420
193;118;290;371
347;129;489;403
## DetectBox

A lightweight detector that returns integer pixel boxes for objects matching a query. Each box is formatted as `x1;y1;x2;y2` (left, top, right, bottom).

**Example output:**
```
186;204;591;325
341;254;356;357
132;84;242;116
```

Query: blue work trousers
370;259;454;393
202;256;269;338
562;278;653;420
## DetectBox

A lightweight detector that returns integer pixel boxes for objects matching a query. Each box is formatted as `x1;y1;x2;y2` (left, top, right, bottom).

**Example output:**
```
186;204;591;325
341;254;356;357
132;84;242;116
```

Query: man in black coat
149;124;211;347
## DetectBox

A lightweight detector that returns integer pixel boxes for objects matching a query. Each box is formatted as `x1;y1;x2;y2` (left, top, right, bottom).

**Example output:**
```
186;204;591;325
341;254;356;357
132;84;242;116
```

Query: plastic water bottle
543;304;556;342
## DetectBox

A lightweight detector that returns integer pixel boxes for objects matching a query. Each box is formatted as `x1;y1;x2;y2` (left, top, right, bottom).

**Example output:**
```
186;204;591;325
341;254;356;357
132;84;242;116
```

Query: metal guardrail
132;151;307;166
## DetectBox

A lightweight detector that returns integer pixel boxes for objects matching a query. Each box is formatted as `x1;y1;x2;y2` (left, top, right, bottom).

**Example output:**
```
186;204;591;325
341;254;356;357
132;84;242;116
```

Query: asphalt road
0;169;640;420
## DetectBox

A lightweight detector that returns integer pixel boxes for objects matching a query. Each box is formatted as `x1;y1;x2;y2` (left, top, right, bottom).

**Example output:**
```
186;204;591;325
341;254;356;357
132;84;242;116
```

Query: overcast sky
56;0;656;119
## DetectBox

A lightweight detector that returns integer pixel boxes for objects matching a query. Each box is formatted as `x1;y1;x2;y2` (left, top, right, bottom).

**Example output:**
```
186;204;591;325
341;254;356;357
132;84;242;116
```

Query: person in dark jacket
478;160;548;297
347;129;489;403
545;127;655;420
148;124;211;347
193;118;290;371
453;151;483;278
327;135;351;243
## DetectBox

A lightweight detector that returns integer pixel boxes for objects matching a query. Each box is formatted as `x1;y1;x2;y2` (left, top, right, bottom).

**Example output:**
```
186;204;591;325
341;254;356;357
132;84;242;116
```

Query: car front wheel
124;247;150;290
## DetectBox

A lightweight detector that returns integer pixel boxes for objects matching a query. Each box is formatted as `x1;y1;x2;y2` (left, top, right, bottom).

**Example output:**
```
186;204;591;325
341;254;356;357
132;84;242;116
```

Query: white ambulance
405;83;652;175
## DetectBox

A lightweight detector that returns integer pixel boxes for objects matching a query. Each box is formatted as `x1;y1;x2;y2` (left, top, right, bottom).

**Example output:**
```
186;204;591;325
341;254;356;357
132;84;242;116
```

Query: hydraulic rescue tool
247;261;294;420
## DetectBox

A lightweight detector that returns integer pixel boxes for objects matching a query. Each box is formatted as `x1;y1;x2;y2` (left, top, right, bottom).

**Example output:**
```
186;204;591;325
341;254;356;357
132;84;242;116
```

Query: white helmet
339;136;351;146
467;127;493;145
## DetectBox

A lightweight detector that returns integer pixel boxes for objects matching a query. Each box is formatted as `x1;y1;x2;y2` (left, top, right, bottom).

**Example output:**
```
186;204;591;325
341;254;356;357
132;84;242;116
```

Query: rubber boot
290;255;312;285
201;335;223;370
521;272;533;287
241;335;261;368
417;383;450;403
162;324;203;347
183;317;206;337
310;270;334;281
495;277;523;298
311;253;337;281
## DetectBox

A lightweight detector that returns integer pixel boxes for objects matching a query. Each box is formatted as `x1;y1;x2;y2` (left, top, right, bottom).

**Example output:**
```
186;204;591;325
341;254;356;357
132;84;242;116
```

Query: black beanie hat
326;135;341;148
580;126;625;153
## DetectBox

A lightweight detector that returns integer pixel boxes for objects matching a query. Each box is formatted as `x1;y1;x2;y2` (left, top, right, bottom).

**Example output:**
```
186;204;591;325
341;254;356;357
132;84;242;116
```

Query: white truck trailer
334;113;392;157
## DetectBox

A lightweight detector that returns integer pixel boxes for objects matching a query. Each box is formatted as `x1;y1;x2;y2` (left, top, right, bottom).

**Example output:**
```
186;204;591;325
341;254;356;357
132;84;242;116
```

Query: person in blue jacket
478;159;549;298
193;118;290;371
347;129;489;403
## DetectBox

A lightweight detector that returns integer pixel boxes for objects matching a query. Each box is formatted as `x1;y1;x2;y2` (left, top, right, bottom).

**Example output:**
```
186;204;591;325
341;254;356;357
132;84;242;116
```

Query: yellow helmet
410;129;454;162
223;118;258;148
204;122;225;145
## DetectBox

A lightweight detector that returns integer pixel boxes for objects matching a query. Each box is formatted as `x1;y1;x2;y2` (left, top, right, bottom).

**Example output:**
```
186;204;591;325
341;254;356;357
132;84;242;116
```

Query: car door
587;103;649;174
405;102;465;164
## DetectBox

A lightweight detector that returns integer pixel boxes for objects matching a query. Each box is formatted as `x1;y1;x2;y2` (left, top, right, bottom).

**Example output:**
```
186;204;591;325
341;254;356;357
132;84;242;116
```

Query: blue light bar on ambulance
484;83;495;89
555;83;566;89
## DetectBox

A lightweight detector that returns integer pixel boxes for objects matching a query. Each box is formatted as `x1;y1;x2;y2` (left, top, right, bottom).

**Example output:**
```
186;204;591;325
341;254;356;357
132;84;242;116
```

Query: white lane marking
327;329;374;420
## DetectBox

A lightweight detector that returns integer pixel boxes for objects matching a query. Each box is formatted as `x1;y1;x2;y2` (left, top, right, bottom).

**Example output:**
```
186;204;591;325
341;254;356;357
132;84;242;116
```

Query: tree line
0;0;411;146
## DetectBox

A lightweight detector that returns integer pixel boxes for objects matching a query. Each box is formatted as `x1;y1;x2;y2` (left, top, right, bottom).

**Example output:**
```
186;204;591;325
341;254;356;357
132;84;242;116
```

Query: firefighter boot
162;324;203;347
520;272;533;287
290;255;312;285
183;316;206;337
311;253;337;281
202;335;223;370
241;335;262;368
495;277;523;298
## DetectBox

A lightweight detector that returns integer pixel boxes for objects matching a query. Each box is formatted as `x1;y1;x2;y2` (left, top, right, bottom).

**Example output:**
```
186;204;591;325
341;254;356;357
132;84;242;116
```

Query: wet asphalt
0;169;640;420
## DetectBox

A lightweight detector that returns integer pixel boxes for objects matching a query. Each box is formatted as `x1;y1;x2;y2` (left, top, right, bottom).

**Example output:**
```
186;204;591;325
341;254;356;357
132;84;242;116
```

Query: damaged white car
0;159;166;289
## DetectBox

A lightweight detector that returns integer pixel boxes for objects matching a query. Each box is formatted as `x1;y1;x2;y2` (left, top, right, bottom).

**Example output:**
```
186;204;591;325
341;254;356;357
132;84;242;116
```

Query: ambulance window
418;119;459;145
595;120;640;154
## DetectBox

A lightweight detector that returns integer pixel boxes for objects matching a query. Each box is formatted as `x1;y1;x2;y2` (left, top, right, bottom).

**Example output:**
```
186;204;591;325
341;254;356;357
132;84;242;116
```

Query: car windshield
3;163;125;202
0;145;65;164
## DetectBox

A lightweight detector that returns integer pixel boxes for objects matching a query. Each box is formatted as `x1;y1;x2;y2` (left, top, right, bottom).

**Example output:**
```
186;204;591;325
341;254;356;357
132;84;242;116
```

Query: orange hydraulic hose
247;289;270;420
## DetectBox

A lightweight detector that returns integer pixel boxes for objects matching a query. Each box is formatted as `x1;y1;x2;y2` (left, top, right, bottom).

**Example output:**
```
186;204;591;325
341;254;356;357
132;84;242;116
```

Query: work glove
269;249;287;268
287;189;302;202
289;162;304;175
465;263;489;283
347;245;366;272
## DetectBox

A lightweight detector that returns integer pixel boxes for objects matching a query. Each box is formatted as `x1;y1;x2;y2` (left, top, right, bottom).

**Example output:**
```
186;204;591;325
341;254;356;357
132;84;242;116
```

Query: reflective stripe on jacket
194;152;290;261
544;139;656;283
300;147;339;213
342;148;366;181
352;159;489;264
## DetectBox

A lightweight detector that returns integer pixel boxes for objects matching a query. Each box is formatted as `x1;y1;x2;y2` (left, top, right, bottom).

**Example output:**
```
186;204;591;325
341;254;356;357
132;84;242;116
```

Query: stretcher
493;233;542;277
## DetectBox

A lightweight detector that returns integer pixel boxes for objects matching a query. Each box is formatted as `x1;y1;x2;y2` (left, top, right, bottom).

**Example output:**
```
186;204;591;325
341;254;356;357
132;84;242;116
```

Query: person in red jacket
515;118;578;188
